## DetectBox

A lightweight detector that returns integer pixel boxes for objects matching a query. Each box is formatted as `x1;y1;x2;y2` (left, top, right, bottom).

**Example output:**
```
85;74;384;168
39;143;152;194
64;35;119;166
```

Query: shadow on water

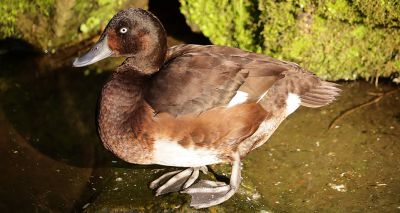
0;49;98;211
0;38;39;54
0;52;101;168
0;48;175;211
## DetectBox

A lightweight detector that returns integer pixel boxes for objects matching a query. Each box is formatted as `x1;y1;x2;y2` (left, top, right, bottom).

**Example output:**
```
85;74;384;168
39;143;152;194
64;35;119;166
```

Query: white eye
119;27;128;34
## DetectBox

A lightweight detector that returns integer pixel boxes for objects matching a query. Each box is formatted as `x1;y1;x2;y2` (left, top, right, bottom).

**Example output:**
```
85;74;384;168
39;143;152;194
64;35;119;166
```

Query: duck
73;8;340;209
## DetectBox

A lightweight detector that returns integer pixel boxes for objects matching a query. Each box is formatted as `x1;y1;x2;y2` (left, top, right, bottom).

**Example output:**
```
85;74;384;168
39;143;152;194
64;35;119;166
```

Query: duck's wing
146;44;297;116
148;44;340;117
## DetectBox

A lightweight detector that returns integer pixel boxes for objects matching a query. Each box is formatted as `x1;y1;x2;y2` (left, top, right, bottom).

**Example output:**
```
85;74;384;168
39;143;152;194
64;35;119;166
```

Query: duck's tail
300;81;341;108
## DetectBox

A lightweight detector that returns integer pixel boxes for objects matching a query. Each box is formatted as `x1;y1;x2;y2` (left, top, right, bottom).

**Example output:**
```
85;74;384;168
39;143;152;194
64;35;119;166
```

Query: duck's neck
121;16;168;74
123;52;165;74
98;68;152;163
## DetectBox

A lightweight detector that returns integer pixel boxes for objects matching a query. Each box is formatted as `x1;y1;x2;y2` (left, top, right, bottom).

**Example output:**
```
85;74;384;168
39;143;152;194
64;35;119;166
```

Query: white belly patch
152;139;222;167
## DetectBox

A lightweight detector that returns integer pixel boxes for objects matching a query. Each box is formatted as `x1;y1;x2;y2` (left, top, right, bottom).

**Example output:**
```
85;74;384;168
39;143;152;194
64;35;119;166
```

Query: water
246;82;400;212
1;45;399;212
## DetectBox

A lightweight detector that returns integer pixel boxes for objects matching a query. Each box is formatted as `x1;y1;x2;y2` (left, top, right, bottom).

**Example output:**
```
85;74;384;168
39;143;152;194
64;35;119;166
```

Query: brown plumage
73;8;340;209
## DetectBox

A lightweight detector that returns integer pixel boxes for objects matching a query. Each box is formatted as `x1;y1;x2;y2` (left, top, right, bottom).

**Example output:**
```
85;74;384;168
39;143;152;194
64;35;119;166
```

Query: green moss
288;36;312;61
258;0;298;56
0;0;54;38
180;0;400;80
180;0;262;52
76;0;126;36
319;0;362;23
395;60;400;70
351;25;367;39
354;0;400;27
0;0;148;51
315;0;400;27
281;17;400;80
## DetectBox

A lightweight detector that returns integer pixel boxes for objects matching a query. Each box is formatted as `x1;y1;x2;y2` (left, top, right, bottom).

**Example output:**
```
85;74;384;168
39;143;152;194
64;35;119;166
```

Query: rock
179;0;400;80
83;163;266;212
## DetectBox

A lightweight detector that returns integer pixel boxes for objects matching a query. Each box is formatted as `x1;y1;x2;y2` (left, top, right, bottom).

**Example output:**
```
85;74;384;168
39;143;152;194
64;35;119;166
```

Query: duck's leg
150;166;208;196
181;152;241;209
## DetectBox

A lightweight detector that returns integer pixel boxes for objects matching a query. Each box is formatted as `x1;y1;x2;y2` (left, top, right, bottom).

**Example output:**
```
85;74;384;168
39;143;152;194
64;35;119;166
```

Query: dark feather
146;44;340;116
147;45;295;116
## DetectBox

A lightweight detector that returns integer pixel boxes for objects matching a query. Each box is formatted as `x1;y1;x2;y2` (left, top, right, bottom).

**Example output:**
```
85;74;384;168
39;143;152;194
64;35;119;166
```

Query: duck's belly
151;139;224;167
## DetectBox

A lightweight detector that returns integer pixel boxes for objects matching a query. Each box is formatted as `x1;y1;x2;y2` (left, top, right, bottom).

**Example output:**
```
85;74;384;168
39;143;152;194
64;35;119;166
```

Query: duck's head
73;8;167;74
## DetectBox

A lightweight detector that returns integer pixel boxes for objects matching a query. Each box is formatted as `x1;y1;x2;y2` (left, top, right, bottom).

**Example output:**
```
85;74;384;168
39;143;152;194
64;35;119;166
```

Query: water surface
0;43;399;212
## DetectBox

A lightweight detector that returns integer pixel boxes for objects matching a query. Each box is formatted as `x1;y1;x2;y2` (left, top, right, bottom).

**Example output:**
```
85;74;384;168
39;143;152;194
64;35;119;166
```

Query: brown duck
73;8;340;209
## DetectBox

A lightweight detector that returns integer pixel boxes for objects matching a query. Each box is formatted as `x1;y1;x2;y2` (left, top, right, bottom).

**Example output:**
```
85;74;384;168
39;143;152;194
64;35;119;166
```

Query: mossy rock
179;0;400;80
0;0;148;52
83;165;266;212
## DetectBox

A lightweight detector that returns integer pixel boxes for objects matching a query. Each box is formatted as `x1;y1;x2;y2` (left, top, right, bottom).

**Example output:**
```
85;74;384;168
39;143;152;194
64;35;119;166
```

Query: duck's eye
119;27;128;34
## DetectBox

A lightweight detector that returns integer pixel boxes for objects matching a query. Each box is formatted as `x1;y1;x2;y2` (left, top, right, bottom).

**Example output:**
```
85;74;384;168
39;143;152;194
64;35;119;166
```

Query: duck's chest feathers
152;139;223;167
98;71;155;164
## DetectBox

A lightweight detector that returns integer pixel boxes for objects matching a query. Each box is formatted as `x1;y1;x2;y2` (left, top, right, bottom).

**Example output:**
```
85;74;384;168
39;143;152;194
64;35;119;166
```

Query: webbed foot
181;152;242;209
150;166;207;196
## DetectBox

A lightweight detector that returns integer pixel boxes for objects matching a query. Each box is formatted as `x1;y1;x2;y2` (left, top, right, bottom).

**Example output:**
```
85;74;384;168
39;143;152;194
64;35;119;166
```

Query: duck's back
147;44;339;117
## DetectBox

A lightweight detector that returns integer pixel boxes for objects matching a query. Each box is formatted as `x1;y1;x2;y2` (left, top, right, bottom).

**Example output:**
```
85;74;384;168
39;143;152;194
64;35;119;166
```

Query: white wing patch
227;91;249;107
286;93;301;115
153;139;222;167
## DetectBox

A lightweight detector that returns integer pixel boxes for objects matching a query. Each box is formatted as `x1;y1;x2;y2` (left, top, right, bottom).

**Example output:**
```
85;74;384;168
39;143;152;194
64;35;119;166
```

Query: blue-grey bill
73;36;113;67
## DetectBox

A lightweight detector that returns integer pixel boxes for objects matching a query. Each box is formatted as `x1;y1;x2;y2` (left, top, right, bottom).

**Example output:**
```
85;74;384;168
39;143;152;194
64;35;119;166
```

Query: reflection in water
1;52;102;167
0;51;104;212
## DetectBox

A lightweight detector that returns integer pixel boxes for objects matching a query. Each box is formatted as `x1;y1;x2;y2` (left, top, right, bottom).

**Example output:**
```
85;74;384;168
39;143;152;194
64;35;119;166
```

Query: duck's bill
73;36;113;67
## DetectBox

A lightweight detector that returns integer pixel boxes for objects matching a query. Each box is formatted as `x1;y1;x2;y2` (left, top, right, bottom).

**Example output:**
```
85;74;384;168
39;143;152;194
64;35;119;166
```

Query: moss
75;0;126;36
0;0;148;51
317;0;362;23
0;0;54;38
180;0;262;52
258;0;298;56
395;61;400;70
315;0;400;27
281;17;400;80
180;0;400;80
354;0;400;27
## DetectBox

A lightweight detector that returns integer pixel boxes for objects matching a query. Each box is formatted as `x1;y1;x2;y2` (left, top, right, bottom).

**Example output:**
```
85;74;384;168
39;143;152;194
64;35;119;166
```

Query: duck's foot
150;166;208;196
181;152;241;209
181;180;235;209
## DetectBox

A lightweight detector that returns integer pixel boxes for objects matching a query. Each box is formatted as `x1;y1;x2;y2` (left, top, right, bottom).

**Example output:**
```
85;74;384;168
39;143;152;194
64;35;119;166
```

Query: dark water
1;45;400;212
1;3;400;211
